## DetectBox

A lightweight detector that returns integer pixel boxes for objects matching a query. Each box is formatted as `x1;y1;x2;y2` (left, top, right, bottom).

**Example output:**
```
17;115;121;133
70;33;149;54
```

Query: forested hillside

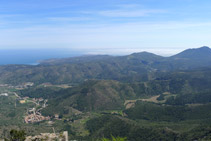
1;47;211;140
0;47;211;85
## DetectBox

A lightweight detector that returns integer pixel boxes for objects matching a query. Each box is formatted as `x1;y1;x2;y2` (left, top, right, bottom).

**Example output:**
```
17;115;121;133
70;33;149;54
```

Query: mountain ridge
170;46;211;59
39;46;211;65
0;46;210;85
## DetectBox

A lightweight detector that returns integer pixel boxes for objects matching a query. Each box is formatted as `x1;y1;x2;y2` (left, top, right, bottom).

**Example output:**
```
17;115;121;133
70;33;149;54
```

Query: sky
0;0;211;56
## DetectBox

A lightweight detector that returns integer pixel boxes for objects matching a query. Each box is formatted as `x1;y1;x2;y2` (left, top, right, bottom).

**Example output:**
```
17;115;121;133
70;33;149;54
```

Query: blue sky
0;0;211;56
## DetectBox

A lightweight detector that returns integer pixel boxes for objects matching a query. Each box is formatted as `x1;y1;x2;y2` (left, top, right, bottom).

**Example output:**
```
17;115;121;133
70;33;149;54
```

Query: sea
0;48;83;65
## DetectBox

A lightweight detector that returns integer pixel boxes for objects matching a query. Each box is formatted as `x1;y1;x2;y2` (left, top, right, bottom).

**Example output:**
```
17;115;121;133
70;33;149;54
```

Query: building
25;131;68;141
19;100;26;104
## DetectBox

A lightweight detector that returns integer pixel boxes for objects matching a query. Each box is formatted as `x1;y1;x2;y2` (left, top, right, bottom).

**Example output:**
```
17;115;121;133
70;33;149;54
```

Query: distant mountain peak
171;46;211;59
128;51;164;61
188;46;210;51
187;46;210;51
198;46;210;50
200;46;210;48
131;51;155;55
130;51;163;58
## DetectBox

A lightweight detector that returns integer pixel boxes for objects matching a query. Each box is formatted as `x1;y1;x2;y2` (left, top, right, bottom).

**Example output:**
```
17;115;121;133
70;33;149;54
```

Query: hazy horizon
0;48;82;65
1;0;211;56
0;46;207;65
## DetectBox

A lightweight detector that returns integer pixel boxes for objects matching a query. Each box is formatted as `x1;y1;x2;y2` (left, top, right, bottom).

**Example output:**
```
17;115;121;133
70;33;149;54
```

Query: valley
2;0;211;140
1;47;211;140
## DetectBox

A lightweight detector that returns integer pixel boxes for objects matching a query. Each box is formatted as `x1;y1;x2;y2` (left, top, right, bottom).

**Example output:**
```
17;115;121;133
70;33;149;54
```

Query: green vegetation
1;47;211;140
5;129;26;141
19;86;62;99
100;136;127;141
125;101;211;121
41;79;176;116
86;115;178;141
0;47;211;86
166;92;211;105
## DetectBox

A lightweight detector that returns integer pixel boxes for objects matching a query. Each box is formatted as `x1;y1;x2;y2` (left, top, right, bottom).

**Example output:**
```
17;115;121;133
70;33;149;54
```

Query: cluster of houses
24;113;50;124
24;108;50;124
0;82;34;90
25;131;68;141
0;93;8;96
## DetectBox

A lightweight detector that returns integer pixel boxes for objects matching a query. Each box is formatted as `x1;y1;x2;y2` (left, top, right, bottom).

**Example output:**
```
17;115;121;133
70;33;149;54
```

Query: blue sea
0;48;83;65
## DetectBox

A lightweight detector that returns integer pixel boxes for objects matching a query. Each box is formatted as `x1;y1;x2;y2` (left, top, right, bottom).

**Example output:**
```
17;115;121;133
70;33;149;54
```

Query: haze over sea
0;49;82;65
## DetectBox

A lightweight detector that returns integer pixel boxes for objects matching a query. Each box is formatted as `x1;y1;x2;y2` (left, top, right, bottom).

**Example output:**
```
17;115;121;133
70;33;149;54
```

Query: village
25;131;68;141
0;82;52;123
1;84;51;124
17;95;50;124
0;82;34;90
0;83;70;140
24;100;50;124
0;82;65;124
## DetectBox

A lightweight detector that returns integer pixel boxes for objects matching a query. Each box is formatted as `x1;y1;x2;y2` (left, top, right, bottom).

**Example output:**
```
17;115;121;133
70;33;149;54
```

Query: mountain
34;67;211;116
39;52;163;65
86;114;178;140
0;52;164;85
41;80;137;115
2;47;211;140
39;55;113;65
40;80;151;115
39;78;175;115
171;46;211;60
0;46;211;85
30;67;211;140
168;46;211;69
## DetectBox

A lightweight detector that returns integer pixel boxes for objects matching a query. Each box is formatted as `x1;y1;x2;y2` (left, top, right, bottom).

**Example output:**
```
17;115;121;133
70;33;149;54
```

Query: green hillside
23;67;211;117
1;47;211;140
1;47;211;85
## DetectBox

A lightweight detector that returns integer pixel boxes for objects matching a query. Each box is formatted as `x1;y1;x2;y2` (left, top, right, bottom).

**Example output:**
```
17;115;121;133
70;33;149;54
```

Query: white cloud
48;17;92;22
86;48;183;56
117;4;141;9
0;21;211;55
78;4;166;18
98;9;165;17
0;14;22;18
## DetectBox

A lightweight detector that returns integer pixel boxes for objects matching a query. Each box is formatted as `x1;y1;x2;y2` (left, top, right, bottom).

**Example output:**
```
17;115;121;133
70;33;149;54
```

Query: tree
100;136;127;141
5;129;26;141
